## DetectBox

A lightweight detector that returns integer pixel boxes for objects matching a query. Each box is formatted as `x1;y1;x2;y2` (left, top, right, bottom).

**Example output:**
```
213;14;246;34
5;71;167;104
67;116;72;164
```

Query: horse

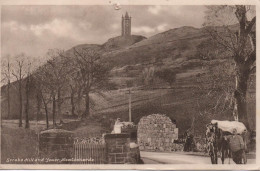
206;123;231;164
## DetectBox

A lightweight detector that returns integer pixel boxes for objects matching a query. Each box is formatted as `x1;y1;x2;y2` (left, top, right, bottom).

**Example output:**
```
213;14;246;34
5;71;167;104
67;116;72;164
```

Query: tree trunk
77;87;82;117
57;88;63;124
83;92;90;119
25;76;30;129
7;80;10;119
70;90;76;116
36;91;41;124
41;92;49;129
233;64;250;129
18;80;23;127
7;60;11;119
52;94;56;128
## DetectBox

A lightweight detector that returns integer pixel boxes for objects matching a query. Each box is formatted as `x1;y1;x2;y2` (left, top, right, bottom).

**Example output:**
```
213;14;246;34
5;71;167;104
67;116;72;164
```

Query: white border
0;0;259;170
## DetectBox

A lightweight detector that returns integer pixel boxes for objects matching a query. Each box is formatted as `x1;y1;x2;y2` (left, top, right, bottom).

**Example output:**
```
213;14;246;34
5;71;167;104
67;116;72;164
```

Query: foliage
141;67;155;86
33;49;71;127
195;61;236;118
196;38;227;60
203;5;256;129
63;46;112;118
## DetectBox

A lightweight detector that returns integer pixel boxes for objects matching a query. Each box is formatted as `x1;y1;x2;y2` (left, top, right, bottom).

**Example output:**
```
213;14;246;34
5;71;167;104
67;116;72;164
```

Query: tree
48;50;70;126
33;67;51;129
47;49;70;124
68;46;111;119
196;38;225;60
34;49;69;127
68;71;82;116
12;54;27;127
24;60;33;129
195;61;235;118
204;5;256;129
27;56;51;129
1;55;12;119
141;66;155;86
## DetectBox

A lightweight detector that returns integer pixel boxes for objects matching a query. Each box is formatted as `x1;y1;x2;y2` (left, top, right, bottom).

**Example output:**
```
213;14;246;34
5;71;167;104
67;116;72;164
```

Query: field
1;118;105;163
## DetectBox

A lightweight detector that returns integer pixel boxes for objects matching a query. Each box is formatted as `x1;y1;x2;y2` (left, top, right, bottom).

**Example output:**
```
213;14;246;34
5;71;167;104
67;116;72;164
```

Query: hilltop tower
121;12;131;37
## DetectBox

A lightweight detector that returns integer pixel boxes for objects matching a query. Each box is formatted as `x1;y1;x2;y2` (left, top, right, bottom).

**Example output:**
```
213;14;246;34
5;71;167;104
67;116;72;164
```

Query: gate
73;137;106;164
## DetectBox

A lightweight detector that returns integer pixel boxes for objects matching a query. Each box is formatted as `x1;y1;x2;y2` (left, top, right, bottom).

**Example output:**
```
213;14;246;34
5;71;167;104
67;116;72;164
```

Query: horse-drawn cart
206;120;247;164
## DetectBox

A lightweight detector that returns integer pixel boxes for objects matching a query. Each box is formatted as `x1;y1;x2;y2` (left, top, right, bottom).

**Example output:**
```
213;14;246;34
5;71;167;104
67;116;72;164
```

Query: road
141;151;256;164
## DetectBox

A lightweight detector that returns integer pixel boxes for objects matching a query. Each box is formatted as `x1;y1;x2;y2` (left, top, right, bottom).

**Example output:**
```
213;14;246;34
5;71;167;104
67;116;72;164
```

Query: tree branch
245;16;256;35
246;50;256;66
235;5;247;33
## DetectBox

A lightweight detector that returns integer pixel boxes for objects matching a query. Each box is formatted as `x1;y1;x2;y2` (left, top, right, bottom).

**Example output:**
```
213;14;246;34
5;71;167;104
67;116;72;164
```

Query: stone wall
120;122;137;142
58;120;82;131
138;114;181;151
104;133;141;164
39;129;74;164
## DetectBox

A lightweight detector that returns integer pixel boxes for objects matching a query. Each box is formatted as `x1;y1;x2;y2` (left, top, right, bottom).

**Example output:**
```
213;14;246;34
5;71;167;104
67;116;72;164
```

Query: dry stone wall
138;114;182;151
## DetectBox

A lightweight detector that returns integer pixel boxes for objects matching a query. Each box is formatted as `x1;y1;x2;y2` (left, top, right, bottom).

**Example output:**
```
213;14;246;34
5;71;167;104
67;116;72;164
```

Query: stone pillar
104;133;140;164
121;126;137;142
39;129;74;164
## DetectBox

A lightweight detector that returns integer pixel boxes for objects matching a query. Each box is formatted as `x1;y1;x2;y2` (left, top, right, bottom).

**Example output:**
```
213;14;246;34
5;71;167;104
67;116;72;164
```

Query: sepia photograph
0;1;258;169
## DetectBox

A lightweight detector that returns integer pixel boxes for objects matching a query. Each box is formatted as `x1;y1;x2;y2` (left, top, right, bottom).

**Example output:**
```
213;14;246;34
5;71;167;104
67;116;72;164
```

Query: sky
1;5;206;59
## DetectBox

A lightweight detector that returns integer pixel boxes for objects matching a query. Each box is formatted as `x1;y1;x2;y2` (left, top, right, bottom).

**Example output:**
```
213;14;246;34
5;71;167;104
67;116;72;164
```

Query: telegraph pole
126;89;132;122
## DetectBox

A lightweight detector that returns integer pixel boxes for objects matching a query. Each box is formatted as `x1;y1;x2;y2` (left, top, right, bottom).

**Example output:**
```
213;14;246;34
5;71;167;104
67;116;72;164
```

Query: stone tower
121;12;131;36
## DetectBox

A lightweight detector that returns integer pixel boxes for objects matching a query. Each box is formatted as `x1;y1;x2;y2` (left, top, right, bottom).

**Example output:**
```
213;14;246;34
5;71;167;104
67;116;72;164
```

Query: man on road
228;128;245;164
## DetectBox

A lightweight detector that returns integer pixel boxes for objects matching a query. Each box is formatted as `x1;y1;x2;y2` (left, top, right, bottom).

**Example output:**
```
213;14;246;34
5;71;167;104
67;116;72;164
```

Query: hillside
1;26;256;136
102;35;146;50
103;26;206;68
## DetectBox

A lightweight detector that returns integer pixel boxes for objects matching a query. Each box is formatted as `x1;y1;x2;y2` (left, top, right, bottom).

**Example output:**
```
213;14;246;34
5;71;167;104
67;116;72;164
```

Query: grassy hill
102;35;146;50
1;26;256;136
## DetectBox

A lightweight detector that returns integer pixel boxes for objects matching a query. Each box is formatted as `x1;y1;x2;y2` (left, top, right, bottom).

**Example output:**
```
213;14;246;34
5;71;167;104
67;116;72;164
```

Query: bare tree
45;49;70;126
68;71;81;116
32;50;69;128
33;63;53;129
1;55;12;119
35;75;49;129
36;63;58;127
24;61;32;129
67;46;111;119
12;54;27;127
204;5;256;129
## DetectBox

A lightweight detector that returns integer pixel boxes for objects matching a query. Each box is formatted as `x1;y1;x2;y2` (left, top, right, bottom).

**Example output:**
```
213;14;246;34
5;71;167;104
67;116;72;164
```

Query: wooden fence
73;137;106;164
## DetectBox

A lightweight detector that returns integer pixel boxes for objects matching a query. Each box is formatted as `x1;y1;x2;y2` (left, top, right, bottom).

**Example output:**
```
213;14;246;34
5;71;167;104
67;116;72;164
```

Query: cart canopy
211;120;247;134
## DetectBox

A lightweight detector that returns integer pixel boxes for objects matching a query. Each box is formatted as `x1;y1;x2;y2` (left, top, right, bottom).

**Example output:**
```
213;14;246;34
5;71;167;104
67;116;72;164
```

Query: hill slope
1;26;256;135
102;35;146;50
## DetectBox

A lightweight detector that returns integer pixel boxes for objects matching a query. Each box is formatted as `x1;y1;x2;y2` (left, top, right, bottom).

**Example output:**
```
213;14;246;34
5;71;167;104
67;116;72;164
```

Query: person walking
228;128;245;164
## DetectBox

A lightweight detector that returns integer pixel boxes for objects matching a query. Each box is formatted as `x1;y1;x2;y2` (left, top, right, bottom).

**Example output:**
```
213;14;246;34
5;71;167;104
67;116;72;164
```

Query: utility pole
126;89;132;122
